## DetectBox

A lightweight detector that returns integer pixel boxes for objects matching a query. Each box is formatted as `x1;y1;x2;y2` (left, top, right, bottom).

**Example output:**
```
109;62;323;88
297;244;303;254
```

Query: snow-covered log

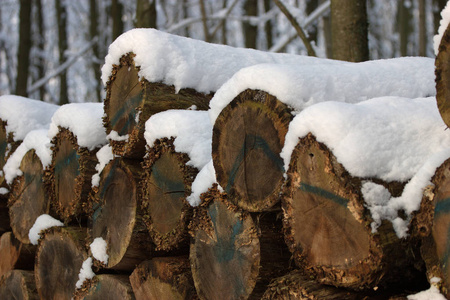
35;226;88;300
0;270;38;300
74;274;134;300
189;186;290;300
129;257;197;300
47;103;107;224
0;232;35;278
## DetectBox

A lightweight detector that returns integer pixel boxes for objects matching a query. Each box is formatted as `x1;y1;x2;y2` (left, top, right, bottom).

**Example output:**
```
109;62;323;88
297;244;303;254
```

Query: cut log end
436;23;450;129
212;89;293;212
74;275;134;300
0;121;7;186
0;270;38;300
0;232;35;278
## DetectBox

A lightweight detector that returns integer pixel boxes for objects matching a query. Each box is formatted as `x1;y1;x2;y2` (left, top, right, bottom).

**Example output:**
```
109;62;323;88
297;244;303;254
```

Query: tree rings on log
74;275;135;300
103;53;212;158
141;138;196;251
282;133;425;290
90;157;151;271
0;270;38;300
130;257;197;300
212;89;293;212
8;149;50;244
436;23;450;129
35;226;88;300
48;128;98;224
0;232;35;278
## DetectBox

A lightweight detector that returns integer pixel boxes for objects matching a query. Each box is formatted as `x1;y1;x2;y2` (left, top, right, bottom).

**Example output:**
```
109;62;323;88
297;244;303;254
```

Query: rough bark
8;149;50;244
74;274;135;300
282;133;426;290
47;128;98;224
15;0;32;97
90;157;152;271
0;232;35;278
141;138;196;251
103;53;212;158
435;22;450;129
212;89;293;212
130;257;197;300
35;226;88;300
189;186;290;300
0;270;38;300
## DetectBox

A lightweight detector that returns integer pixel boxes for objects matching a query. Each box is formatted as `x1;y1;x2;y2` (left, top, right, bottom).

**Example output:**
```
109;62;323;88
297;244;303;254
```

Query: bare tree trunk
264;0;273;49
244;0;258;49
419;0;427;56
321;0;332;58
56;0;69;105
112;0;124;40
90;0;101;103
36;0;46;100
330;0;368;62
15;0;32;97
136;0;157;28
199;0;210;42
397;0;412;57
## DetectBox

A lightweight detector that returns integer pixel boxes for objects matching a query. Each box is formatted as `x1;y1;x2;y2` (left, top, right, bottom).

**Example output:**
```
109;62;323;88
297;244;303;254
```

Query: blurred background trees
0;0;446;103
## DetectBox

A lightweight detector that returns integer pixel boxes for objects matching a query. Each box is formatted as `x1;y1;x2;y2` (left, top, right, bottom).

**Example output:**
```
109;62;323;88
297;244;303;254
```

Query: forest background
0;0;445;105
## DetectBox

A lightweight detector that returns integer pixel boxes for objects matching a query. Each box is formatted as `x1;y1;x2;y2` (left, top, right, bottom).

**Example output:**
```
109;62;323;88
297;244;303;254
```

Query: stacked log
74;274;135;300
0;232;35;278
0;270;38;300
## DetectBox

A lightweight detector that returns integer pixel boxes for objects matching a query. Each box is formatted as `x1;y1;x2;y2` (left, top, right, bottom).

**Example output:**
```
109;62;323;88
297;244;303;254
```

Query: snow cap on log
0;95;58;142
434;1;450;55
101;28;344;94
209;58;435;124
48;103;107;151
281;96;450;237
3;129;52;184
28;214;64;245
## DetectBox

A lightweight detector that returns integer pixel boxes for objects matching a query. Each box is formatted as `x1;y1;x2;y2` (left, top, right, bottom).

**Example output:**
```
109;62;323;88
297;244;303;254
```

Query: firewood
103;53;212;158
8;149;51;244
35;226;88;300
189;186;290;300
47;127;98;224
0;232;35;278
282;133;426;290
129;257;197;300
74;274;135;300
212;89;293;212
141;138;196;251
436;22;450;129
0;270;38;299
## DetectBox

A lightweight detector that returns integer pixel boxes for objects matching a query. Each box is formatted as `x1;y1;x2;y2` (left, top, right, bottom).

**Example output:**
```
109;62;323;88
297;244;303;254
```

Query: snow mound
75;258;95;289
28;214;64;245
90;237;109;264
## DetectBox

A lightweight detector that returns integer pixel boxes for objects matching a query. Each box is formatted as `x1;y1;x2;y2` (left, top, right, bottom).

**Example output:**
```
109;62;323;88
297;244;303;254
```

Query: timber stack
1;27;450;300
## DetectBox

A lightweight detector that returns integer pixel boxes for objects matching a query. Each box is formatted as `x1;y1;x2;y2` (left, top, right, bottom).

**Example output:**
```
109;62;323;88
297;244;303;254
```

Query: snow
208;57;435;124
91;144;114;187
3;129;52;184
28;214;64;245
48;103;107;151
90;237;109;264
281;97;450;237
186;160;221;207
144;110;212;170
407;278;447;300
434;1;450;55
101;28;345;94
106;130;129;142
75;257;95;289
0;95;58;141
0;187;8;195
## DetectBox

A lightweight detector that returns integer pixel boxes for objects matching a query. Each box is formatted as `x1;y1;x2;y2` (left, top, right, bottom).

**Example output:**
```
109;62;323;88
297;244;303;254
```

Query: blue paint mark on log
435;198;450;217
151;163;185;195
110;91;143;136
55;149;80;177
226;134;284;194
299;183;348;207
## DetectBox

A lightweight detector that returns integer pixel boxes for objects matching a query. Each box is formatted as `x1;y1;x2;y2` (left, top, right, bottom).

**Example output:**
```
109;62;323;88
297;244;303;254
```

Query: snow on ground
0;95;58;142
28;214;64;245
48;103;107;150
281;96;450;238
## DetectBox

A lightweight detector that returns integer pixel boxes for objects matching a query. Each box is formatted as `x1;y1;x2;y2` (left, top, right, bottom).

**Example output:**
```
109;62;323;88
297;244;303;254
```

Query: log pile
1;27;450;299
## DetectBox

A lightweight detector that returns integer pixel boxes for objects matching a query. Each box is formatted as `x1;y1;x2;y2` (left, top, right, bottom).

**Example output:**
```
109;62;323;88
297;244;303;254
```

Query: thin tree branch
209;0;240;41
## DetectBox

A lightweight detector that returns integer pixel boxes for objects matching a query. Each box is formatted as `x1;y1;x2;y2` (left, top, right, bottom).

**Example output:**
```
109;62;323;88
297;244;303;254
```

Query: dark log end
436;23;450;128
0;270;38;300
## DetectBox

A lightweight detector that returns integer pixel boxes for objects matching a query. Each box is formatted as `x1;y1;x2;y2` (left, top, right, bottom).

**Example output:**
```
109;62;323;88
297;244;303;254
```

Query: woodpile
1;27;450;299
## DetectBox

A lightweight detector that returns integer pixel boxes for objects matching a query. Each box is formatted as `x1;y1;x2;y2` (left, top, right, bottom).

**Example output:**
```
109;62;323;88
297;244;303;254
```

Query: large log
141;138;196;251
8;149;51;244
282;133;426;290
0;232;35;278
436;22;450;128
0;270;38;300
90;157;152;271
212;89;293;212
74;274;135;300
47;127;98;224
35;226;88;300
103;53;212;158
129;257;197;300
189;186;290;300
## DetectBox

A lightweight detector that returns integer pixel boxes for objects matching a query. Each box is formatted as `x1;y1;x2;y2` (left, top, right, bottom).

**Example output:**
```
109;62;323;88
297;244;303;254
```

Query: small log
436;22;450;128
90;157;152;271
141;138;196;251
0;270;38;300
212;89;293;212
47;127;98;224
282;133;426;290
129;257;197;300
0;232;35;278
8;149;50;244
103;53;212;158
189;186;290;300
74;274;135;300
35;226;88;300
